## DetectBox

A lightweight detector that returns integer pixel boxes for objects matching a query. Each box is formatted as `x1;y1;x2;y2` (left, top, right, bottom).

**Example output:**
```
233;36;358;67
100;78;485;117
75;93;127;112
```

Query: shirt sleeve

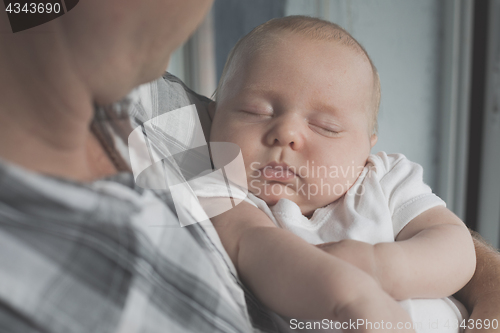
371;152;446;237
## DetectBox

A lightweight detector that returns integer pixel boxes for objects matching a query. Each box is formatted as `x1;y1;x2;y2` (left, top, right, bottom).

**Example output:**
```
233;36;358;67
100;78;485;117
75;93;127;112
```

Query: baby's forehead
234;32;371;83
219;41;367;110
228;37;372;100
229;31;369;81
249;28;364;56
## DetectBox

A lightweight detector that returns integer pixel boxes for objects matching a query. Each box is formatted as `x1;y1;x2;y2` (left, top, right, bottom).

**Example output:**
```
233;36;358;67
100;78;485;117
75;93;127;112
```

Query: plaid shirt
0;74;288;333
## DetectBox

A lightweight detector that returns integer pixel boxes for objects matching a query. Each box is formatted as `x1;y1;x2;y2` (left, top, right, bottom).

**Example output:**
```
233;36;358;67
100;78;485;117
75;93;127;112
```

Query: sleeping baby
194;15;476;332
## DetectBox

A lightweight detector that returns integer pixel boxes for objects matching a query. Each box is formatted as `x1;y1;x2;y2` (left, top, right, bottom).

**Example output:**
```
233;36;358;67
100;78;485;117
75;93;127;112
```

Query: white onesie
193;151;468;333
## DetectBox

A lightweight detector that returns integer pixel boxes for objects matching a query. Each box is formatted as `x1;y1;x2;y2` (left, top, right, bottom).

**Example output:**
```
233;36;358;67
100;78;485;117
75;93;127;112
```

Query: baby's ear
370;133;378;148
208;101;216;121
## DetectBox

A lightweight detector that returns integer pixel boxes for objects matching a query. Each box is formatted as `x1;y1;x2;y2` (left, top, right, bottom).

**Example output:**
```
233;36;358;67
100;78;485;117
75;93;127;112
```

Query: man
0;1;498;332
0;1;257;332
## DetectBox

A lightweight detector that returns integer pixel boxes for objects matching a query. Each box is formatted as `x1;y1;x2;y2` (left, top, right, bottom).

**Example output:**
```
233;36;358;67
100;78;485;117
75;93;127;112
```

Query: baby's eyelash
309;124;341;137
238;110;272;117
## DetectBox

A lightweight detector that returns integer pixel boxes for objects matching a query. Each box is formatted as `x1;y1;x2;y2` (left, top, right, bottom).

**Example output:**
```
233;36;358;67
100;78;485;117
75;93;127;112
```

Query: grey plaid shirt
0;74;288;333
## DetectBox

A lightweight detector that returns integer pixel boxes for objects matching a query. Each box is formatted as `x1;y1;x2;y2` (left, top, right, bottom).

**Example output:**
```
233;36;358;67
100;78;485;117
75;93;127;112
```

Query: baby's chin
267;195;318;217
251;192;283;206
248;182;289;201
249;190;314;216
248;183;338;217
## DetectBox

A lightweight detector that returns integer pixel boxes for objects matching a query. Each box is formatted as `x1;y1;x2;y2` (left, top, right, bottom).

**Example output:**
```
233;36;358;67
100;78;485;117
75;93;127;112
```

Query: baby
195;16;476;332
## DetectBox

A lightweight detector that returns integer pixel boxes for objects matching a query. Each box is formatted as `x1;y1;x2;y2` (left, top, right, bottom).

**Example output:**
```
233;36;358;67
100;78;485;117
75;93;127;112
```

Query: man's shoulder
0;159;256;333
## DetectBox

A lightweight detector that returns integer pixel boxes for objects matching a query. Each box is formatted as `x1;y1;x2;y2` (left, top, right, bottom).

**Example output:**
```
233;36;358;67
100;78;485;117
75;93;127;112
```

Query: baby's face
210;33;377;216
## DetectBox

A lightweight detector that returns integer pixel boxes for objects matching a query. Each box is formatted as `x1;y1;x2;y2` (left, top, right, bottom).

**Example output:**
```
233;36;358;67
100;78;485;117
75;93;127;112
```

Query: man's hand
454;231;500;333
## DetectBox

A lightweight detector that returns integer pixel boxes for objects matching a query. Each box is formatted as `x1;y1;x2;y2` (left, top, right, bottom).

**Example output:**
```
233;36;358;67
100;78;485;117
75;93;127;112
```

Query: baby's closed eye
308;123;341;137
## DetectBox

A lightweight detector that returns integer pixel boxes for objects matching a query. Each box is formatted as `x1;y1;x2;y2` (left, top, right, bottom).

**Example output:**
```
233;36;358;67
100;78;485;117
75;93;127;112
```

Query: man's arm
203;199;415;332
454;231;500;333
317;206;476;300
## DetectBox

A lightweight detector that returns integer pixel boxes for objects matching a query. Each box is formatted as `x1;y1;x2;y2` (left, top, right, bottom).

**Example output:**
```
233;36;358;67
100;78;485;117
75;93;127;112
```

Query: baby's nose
265;116;305;150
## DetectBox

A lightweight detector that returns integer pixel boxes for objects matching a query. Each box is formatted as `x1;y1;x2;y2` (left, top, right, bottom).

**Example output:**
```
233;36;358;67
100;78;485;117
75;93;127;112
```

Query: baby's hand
317;240;381;286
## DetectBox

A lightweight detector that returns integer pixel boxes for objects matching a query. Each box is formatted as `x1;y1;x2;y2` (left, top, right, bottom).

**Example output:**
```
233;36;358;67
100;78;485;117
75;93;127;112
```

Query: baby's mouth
260;163;296;181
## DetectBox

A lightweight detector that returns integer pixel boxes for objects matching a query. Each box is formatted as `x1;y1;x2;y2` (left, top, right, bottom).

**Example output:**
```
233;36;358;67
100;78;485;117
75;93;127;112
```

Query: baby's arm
203;198;415;332
317;206;476;300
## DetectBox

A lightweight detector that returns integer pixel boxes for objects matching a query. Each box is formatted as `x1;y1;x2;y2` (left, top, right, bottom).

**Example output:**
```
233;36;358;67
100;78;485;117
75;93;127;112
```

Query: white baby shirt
193;151;467;332
254;151;446;245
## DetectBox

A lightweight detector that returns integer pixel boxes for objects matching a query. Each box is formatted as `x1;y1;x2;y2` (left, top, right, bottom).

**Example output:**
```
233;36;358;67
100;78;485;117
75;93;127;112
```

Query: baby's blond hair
214;15;381;135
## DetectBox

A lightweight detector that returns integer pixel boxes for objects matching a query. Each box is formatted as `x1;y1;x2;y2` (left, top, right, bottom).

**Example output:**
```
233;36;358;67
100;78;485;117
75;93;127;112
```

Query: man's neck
0;22;118;181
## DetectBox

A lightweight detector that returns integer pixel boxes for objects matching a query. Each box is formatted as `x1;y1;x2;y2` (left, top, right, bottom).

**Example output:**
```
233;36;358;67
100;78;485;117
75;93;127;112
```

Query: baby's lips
260;166;296;181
